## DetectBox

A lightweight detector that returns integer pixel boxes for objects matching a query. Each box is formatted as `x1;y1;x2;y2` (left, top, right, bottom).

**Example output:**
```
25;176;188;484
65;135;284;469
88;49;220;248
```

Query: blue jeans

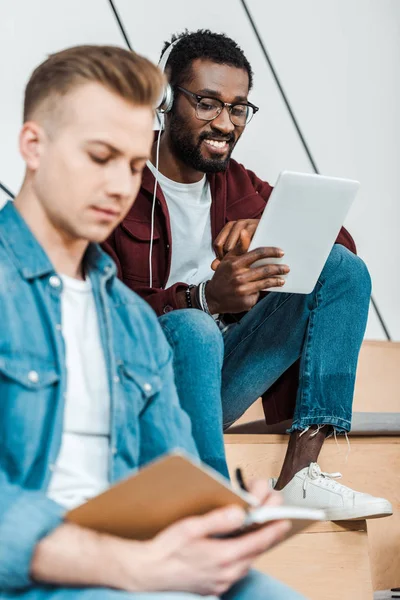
161;245;371;475
159;309;228;478
0;570;306;600
221;245;371;432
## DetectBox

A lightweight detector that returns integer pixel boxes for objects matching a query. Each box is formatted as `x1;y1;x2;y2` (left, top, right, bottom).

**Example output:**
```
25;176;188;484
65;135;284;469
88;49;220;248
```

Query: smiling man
104;30;392;522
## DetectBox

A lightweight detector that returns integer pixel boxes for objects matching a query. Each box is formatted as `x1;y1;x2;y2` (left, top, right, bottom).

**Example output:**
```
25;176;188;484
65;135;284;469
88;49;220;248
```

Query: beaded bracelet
185;285;195;308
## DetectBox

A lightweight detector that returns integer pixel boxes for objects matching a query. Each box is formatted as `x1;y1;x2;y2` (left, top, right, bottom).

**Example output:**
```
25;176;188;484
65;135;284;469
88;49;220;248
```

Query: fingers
223;519;292;562
211;258;221;272
234;278;286;297
223;220;257;255
237;263;290;284
213;560;253;596
169;505;247;541
214;222;236;260
223;221;245;255
229;229;252;257
237;246;284;268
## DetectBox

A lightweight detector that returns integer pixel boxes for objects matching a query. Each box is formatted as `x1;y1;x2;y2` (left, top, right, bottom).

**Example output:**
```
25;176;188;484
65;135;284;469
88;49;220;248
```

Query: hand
206;229;290;314
31;487;289;596
128;499;290;596
214;219;260;261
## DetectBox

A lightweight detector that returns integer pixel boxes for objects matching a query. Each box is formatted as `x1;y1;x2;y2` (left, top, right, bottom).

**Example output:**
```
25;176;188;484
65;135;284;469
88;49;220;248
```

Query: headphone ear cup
158;83;174;113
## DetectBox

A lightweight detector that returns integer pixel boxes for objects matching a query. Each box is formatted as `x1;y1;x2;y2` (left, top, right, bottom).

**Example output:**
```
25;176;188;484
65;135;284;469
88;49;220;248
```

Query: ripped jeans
221;244;371;433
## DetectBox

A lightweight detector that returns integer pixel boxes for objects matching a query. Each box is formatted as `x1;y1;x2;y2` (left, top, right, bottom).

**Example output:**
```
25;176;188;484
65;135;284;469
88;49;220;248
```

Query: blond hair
24;44;164;121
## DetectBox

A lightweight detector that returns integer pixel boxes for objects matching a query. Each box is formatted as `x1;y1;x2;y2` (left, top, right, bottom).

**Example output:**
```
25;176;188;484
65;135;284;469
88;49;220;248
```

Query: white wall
0;0;123;191
0;0;398;339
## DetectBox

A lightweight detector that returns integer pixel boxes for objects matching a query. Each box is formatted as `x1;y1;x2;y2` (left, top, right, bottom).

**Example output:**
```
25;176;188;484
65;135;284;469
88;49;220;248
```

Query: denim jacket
0;202;197;592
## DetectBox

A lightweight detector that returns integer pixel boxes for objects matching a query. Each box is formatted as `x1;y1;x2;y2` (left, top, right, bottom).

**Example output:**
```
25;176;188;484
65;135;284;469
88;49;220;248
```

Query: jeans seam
293;281;323;420
224;293;294;360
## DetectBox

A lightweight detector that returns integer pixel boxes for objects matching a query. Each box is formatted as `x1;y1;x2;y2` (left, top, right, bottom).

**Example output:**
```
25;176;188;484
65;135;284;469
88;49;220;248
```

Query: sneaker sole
324;502;393;521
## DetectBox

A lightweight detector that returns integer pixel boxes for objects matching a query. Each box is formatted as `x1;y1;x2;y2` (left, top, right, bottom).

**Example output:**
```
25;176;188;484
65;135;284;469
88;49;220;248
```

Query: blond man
0;45;305;600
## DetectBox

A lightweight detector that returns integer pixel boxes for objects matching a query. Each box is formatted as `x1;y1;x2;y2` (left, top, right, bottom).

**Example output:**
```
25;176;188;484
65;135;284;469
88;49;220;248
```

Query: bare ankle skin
274;426;329;491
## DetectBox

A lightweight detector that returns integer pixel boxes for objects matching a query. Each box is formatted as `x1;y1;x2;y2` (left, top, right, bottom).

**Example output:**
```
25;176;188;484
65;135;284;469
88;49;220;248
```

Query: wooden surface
225;435;400;591
254;521;373;599
353;341;400;413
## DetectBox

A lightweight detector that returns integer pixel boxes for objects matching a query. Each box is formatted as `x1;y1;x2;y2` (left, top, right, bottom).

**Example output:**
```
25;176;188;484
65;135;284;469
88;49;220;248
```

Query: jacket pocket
117;359;162;406
121;220;160;242
0;355;59;389
0;354;60;470
119;220;162;286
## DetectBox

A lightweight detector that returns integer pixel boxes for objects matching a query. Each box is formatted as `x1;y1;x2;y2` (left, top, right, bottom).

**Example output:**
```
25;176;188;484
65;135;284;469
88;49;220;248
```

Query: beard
168;110;237;173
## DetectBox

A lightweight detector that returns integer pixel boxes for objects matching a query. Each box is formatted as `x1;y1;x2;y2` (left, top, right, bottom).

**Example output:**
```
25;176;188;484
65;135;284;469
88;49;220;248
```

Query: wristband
198;281;213;317
185;285;195;308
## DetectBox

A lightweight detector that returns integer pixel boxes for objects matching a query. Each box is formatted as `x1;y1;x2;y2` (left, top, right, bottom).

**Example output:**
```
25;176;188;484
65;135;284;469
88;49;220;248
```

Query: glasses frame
175;85;259;126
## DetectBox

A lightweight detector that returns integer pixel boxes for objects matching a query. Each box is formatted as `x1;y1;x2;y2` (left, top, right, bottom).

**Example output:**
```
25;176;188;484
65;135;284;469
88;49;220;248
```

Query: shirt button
163;305;173;314
143;382;152;393
55;324;62;331
112;446;117;455
28;370;39;383
113;375;120;384
49;275;61;288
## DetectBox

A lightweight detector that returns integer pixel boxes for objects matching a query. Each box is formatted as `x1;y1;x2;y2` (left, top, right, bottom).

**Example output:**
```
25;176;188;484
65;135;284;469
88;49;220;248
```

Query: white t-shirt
147;162;216;287
47;274;110;509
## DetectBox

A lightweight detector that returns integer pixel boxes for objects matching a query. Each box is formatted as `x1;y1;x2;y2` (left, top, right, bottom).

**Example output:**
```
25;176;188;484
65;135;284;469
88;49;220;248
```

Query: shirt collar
0;201;116;280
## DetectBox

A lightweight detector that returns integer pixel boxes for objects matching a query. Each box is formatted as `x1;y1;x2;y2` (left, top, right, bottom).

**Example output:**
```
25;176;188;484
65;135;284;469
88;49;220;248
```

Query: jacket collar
0;201;115;280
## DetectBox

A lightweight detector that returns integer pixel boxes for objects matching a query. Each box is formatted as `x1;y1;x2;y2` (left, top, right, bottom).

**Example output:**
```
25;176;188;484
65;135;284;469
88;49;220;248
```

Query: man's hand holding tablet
206;229;289;314
208;171;359;300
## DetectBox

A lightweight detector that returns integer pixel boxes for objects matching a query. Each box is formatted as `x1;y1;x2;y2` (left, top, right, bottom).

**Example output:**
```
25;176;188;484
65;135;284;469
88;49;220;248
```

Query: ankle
274;460;313;491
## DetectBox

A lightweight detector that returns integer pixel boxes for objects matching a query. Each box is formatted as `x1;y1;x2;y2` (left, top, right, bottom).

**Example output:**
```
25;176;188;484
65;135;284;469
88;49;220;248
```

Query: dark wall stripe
108;0;133;51
0;181;14;198
240;0;392;341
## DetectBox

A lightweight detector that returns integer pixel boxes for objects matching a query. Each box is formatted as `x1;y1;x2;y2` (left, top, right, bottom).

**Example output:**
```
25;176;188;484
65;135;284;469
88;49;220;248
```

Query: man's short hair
160;29;253;91
24;44;164;122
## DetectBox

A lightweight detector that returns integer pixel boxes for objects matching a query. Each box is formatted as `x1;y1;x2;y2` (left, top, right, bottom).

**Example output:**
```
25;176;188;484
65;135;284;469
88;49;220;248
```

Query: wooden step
254;520;373;600
225;434;400;592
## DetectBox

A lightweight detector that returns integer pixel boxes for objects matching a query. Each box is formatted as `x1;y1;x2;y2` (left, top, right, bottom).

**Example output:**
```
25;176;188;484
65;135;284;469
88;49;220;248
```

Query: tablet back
248;171;359;294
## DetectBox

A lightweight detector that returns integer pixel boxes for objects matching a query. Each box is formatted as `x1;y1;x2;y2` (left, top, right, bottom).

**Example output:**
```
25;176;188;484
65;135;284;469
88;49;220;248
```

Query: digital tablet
248;171;360;294
67;451;325;541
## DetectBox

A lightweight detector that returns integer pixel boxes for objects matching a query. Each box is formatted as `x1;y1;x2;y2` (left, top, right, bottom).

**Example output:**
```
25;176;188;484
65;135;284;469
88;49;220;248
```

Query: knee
321;244;372;296
159;309;224;361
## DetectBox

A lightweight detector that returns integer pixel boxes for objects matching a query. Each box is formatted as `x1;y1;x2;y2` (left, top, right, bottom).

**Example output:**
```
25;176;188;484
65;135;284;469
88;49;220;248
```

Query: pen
235;467;249;492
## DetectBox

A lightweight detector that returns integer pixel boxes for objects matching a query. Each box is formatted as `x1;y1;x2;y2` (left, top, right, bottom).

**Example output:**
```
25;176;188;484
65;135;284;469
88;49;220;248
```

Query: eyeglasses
175;86;259;126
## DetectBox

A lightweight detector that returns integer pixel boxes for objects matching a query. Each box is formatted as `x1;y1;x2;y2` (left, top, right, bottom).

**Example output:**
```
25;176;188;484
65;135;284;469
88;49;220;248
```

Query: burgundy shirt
103;159;356;424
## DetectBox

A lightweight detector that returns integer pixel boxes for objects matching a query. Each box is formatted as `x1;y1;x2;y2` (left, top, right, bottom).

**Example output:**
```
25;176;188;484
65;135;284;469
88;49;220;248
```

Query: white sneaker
270;462;393;521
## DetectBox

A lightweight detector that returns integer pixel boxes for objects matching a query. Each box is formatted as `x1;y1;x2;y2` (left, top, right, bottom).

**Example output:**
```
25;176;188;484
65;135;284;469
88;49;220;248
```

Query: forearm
31;523;142;591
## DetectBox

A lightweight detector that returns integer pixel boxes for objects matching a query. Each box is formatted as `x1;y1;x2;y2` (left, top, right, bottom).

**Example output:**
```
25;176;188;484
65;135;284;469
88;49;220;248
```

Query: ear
19;121;46;171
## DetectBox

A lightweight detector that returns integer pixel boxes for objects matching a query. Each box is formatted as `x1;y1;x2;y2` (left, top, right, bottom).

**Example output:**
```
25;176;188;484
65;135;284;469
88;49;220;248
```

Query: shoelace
302;462;351;499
